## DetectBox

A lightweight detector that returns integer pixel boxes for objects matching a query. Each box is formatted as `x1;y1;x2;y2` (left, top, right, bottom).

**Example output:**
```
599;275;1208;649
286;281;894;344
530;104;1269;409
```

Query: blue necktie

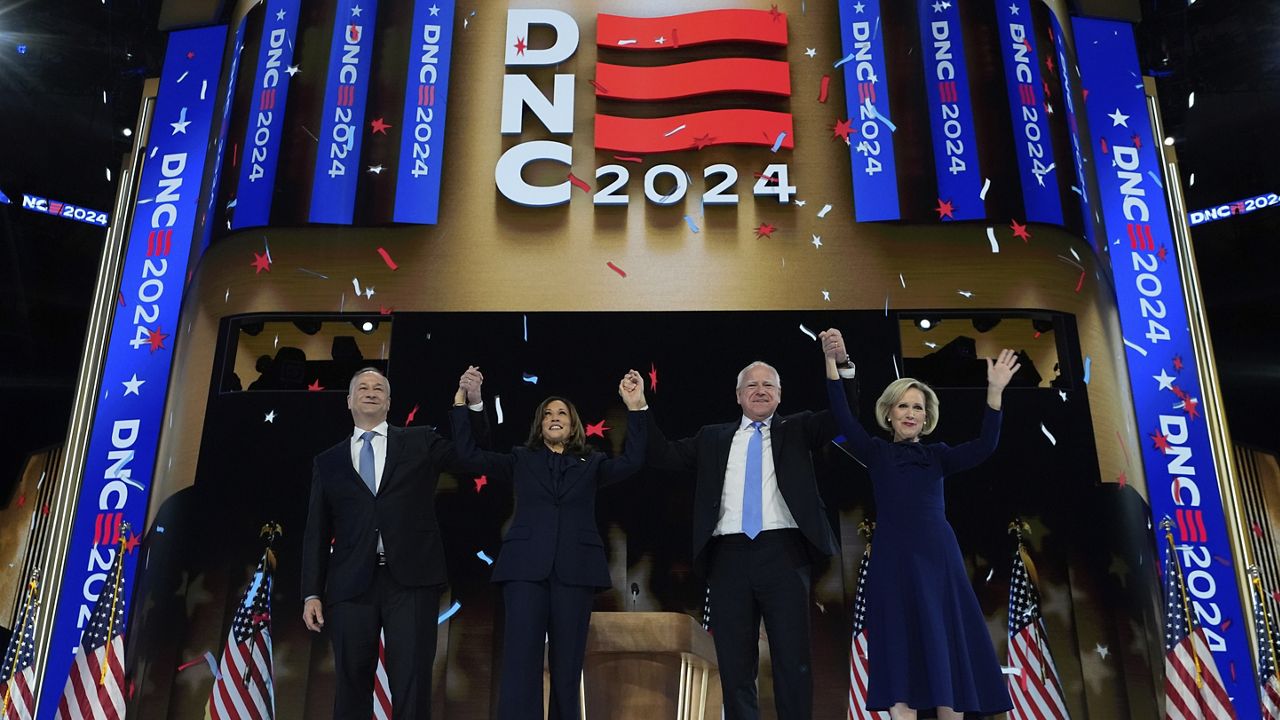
359;430;377;495
742;421;764;539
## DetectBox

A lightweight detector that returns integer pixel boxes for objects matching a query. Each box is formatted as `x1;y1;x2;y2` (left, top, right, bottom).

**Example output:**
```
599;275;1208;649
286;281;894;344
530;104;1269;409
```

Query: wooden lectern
579;612;722;719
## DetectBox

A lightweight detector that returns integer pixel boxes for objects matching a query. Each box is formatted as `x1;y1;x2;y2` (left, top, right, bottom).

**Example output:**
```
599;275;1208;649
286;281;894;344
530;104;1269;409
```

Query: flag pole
1249;566;1277;672
1163;516;1203;688
2;569;40;717
100;522;130;687
1008;518;1047;685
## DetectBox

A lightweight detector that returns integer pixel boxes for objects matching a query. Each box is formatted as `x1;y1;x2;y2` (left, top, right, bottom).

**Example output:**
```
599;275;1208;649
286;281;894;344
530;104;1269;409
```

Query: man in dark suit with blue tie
647;329;858;720
302;366;486;719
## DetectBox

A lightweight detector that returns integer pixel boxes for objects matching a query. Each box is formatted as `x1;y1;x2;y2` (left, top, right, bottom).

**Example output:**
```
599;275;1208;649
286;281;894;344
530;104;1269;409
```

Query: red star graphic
649;362;659;394
307;379;325;392
1131;133;1142;149
252;251;272;273
1157;245;1168;262
513;36;527;55
1184;397;1201;421
1010;219;1031;242
1045;54;1055;75
474;474;488;492
147;326;169;353
755;223;776;238
692;133;717;150
186;51;195;59
934;198;955;220
1150;430;1171;453
1172;354;1184;372
124;532;142;554
1116;471;1127;488
406;403;420;425
585;420;610;438
769;4;782;21
832;118;854;142
370;117;391;135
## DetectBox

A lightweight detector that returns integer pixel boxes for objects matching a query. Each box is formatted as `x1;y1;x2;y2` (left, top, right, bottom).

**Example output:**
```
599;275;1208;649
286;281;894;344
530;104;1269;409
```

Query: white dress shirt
714;415;800;536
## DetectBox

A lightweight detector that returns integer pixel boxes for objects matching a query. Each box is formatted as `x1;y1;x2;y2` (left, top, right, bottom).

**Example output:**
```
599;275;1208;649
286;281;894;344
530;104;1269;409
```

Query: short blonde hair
874;377;941;436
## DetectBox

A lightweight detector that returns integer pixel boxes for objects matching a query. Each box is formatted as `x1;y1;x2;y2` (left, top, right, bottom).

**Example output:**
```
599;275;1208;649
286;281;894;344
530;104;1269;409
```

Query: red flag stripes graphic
594;9;793;154
373;630;391;720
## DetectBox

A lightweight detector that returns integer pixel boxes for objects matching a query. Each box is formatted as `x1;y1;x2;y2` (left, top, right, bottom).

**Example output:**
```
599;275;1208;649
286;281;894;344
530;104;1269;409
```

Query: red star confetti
1157;245;1168;262
1131;133;1142;149
370;117;391;135
186;51;195;59
649;362;659;393
1117;471;1127;488
833;118;854;142
818;75;831;103
406;403;420;425
755;223;776;238
769;3;781;21
379;305;394;315
567;172;591;193
1172;354;1184;372
513;36;527;55
124;531;142;554
307;379;325;392
692;133;717;150
934;198;955;220
1045;54;1055;75
474;474;488;492
607;261;627;278
252;251;272;273
1100;137;1110;155
1150;430;1171;453
1082;88;1089;102
147;327;169;352
376;246;398;270
41;503;50;516
585;420;610;438
1252;521;1264;538
1010;219;1031;242
1184;397;1201;421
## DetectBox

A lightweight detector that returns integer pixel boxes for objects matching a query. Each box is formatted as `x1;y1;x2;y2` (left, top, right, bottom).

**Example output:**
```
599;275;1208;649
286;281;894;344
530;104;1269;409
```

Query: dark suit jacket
301;414;487;603
450;406;647;588
646;376;858;577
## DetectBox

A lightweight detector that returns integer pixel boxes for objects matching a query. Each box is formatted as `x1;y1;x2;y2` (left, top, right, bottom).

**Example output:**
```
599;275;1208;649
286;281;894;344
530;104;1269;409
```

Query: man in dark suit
302;366;486;719
647;329;857;720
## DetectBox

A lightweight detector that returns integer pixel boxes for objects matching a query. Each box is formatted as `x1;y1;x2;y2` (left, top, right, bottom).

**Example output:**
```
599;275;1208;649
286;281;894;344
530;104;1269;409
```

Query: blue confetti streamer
1147;170;1163;189
683;215;700;233
770;132;787;153
863;99;897;132
522;373;539;384
833;53;855;69
476;550;494;566
437;600;461;624
1083;356;1092;384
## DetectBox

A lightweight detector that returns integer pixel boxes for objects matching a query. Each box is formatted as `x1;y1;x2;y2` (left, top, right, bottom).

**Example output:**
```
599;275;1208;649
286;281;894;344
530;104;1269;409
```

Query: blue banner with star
232;0;302;230
838;0;901;222
917;0;984;221
38;25;227;716
994;0;1062;225
393;0;457;225
309;0;379;224
1074;17;1259;717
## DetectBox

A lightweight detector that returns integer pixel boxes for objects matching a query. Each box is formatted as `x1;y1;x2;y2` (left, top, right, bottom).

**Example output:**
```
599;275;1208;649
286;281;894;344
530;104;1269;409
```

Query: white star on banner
1108;108;1130;127
429;4;440;16
170;107;191;135
276;8;286;21
1154;368;1176;391
122;374;145;396
351;4;362;17
1009;3;1020;14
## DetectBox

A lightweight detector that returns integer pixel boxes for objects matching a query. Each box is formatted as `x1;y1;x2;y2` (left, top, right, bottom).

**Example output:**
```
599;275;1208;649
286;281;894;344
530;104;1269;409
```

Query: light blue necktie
742;421;764;539
359;430;377;495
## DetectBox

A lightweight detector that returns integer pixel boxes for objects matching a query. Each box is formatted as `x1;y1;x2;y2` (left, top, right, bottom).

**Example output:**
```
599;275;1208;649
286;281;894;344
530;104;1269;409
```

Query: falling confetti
495;395;504;424
1040;423;1057;446
585;420;610;438
818;75;831;103
817;204;832;218
522;372;539;384
474;475;488;491
1083;356;1092;384
406;404;420;425
755;223;777;238
986;227;1000;253
607;261;627;277
798;324;817;341
477;550;494;566
833;52;855;68
683;215;701;232
979;177;991;200
437;601;461;624
648;362;659;393
567;172;591;193
376;247;398;270
770;132;787;153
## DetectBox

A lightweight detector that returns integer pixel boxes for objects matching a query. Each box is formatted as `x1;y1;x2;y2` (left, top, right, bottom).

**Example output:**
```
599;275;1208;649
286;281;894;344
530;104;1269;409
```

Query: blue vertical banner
38;25;226;717
233;0;302;230
917;0;984;221
994;0;1062;225
310;0;379;224
393;0;457;225
200;19;246;248
1048;11;1095;248
1074;17;1260;718
837;0;900;222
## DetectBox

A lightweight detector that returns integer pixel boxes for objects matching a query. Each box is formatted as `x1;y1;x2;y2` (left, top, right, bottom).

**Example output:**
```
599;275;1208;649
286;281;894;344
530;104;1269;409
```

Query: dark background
1;0;1276;510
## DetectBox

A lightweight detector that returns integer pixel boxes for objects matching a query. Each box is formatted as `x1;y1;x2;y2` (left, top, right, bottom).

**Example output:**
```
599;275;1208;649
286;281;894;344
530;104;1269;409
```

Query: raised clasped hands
618;369;647;410
818;328;848;362
986;348;1021;391
456;365;484;405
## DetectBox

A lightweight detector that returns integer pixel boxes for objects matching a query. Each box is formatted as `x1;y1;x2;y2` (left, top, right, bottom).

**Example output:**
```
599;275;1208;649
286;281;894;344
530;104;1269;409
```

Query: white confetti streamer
495;395;504;424
352;277;362;296
979;177;991;200
957;290;973;298
986;227;1000;253
798;324;817;341
899;273;906;288
892;355;900;379
1123;338;1148;356
1040;423;1057;446
817;204;832;218
664;124;686;137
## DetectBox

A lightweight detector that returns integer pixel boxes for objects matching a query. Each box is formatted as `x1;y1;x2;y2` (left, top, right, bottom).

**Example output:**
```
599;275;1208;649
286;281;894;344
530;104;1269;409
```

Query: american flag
55;527;127;720
1249;571;1280;719
1161;524;1234;720
1;572;40;720
1006;549;1070;719
847;543;889;720
372;630;391;720
208;551;275;719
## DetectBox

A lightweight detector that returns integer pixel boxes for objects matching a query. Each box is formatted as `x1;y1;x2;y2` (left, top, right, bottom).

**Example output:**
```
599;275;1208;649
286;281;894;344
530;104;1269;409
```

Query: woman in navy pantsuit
450;367;648;720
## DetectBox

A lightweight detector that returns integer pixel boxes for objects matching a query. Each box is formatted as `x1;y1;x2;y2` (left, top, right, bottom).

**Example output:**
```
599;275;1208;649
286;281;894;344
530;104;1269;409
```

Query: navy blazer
451;406;647;588
302;417;485;603
646;376;858;577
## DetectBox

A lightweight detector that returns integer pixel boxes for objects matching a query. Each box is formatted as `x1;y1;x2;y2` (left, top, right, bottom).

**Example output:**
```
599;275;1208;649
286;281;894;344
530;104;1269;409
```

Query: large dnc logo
497;8;798;208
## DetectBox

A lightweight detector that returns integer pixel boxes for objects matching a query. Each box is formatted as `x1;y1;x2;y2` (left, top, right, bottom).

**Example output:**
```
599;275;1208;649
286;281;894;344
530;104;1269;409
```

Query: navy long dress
827;380;1013;714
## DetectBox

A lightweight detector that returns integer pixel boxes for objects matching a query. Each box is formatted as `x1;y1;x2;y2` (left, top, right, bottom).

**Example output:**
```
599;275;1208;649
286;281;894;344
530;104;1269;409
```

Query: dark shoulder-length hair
525;396;589;456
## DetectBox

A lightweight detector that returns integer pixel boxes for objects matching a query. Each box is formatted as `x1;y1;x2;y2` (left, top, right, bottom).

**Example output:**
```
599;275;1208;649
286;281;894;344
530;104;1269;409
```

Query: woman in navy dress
450;367;648;720
820;331;1019;720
